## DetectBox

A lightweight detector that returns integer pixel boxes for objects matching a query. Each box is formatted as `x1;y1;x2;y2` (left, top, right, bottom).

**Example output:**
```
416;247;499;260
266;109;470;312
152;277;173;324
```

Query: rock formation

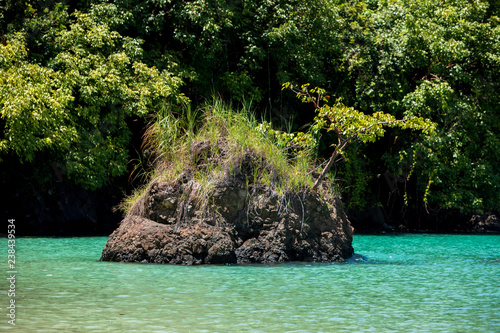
101;144;354;265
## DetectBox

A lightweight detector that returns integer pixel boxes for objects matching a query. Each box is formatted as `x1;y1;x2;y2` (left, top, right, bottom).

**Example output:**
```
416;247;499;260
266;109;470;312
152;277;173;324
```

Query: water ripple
1;235;498;332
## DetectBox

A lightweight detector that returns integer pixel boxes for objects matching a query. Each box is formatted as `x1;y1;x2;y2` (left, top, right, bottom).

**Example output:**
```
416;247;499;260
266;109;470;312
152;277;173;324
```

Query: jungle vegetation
1;0;498;226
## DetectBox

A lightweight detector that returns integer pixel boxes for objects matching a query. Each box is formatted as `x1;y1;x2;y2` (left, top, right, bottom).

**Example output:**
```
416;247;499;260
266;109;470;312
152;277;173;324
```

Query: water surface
1;234;499;332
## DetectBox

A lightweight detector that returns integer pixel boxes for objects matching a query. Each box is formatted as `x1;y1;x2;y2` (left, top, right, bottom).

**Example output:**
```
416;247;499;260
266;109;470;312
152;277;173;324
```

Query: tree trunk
312;139;348;190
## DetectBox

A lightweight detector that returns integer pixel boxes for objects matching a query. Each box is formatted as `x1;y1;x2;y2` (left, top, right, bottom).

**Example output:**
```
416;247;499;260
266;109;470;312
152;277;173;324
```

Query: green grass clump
121;98;319;215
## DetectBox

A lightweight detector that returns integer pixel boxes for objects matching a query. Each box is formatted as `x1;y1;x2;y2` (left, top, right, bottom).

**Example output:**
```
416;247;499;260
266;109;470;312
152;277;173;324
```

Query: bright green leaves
0;35;76;162
286;82;435;144
256;120;317;156
326;0;500;213
315;102;432;144
0;33;27;65
0;4;186;190
283;83;436;190
2;0;497;214
130;62;185;116
55;4;185;189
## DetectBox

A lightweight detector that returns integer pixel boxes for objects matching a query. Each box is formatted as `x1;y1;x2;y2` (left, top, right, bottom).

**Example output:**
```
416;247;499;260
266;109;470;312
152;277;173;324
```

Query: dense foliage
1;3;185;189
282;83;436;191
1;0;498;223
123;99;318;216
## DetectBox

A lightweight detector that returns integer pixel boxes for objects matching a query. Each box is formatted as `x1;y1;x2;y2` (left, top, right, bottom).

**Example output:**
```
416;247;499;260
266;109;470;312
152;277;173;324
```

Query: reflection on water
1;234;499;332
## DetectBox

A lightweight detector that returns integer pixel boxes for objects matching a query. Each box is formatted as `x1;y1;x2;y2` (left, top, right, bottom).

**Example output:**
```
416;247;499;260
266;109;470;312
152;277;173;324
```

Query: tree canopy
1;0;498;220
1;3;186;189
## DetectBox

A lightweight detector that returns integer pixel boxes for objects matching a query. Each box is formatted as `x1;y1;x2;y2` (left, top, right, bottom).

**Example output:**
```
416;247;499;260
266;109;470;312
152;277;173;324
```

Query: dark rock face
101;143;354;265
101;177;354;264
469;214;500;232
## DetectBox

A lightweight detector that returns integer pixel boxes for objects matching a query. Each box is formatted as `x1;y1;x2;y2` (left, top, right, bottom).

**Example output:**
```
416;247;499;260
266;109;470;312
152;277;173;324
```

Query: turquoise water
1;234;499;332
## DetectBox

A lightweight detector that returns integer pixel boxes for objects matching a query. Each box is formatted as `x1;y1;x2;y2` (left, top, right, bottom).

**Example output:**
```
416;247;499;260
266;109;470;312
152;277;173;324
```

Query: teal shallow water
1;234;499;332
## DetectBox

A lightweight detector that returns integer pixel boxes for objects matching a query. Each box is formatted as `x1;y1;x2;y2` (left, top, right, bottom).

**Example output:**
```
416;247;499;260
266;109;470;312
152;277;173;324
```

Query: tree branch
312;138;348;190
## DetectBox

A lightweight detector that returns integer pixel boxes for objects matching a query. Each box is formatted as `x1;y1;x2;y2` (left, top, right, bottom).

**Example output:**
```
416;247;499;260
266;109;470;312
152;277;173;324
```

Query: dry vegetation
119;99;326;217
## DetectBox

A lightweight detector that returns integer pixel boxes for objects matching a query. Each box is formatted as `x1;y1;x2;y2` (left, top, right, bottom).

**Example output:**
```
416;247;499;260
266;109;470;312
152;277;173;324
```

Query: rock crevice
101;149;354;265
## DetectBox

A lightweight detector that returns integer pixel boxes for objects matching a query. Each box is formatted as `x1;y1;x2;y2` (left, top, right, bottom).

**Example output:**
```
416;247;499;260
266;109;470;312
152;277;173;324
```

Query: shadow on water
347;253;370;264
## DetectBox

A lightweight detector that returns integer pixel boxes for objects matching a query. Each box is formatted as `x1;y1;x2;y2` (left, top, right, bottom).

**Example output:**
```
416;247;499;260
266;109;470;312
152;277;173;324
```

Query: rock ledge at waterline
101;150;354;265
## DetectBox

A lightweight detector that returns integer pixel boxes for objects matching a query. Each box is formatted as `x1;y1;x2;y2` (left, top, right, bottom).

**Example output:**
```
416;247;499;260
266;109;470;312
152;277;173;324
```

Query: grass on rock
120;99;325;216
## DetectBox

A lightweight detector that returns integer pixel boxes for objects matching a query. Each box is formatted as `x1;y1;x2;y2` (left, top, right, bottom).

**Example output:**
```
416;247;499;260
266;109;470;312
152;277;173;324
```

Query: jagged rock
469;214;500;232
101;148;354;265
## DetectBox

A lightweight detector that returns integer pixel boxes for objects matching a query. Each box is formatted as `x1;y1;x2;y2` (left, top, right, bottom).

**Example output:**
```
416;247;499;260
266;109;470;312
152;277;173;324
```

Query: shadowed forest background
1;0;498;235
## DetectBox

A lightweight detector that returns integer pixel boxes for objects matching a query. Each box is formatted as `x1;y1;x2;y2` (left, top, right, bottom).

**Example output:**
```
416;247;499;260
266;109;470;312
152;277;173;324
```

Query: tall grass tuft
120;98;320;215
